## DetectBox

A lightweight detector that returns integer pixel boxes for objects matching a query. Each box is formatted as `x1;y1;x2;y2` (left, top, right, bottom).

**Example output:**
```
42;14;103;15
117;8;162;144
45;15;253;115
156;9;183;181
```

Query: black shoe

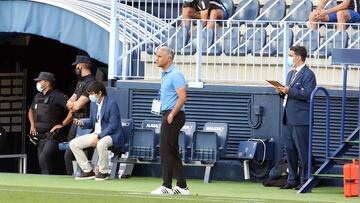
75;171;95;180
280;183;298;189
95;172;109;180
294;183;304;190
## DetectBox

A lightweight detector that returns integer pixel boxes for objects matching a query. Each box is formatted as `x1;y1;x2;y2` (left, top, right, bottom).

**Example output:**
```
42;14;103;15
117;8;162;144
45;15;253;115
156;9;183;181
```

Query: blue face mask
36;82;44;92
287;57;295;67
89;94;98;103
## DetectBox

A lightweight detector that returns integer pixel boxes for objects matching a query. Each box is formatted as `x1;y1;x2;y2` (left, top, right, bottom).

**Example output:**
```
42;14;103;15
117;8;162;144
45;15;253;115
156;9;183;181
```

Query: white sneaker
173;186;191;195
150;186;174;195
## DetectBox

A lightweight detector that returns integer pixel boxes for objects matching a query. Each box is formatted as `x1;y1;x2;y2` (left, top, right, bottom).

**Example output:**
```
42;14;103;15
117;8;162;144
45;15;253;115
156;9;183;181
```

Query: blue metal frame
308;87;330;180
340;65;348;142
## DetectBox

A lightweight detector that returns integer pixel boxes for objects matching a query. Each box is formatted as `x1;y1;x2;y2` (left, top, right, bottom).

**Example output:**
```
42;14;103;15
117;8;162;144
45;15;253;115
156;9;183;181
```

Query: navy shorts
328;9;360;23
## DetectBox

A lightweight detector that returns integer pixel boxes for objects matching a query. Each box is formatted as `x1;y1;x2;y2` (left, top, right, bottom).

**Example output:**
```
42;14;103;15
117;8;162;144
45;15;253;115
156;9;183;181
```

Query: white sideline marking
0;188;258;202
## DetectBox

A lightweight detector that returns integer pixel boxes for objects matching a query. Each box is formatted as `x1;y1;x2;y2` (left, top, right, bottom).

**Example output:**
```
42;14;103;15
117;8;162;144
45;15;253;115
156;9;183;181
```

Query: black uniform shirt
183;0;225;11
72;74;96;117
31;89;68;132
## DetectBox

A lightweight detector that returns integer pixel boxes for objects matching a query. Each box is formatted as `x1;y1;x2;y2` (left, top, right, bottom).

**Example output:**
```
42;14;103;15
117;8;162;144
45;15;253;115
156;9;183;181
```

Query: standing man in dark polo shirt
28;72;73;174
150;46;190;195
64;55;96;175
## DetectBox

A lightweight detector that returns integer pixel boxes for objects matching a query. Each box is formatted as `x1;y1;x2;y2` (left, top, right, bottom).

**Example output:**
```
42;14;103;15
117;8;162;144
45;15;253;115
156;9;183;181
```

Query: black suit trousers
160;111;187;189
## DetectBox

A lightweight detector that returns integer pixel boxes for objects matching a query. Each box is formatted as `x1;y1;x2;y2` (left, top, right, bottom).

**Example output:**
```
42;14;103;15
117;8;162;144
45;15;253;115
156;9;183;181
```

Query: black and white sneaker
173;186;191;195
75;171;95;180
94;172;109;181
150;186;174;195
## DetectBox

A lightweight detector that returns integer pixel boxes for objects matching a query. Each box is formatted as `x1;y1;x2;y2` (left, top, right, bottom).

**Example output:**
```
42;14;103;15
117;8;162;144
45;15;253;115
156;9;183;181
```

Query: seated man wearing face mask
28;72;73;174
69;81;124;180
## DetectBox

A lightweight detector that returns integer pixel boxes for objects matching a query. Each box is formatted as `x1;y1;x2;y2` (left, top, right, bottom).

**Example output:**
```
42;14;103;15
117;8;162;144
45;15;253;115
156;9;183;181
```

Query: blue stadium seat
191;131;218;164
202;122;228;157
120;119;133;153
146;27;176;55
260;28;293;56
141;120;161;134
168;26;190;54
249;28;267;55
190;122;228;163
257;0;286;25
231;28;266;56
223;28;241;55
295;29;320;55
183;28;214;55
141;120;161;154
232;0;260;22
284;0;313;26
317;30;348;57
128;128;157;161
179;121;197;162
349;32;360;48
58;126;92;151
207;27;228;56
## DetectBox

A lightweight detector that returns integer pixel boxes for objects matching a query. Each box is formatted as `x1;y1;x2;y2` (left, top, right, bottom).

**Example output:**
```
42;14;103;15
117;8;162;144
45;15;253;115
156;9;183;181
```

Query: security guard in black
28;72;72;175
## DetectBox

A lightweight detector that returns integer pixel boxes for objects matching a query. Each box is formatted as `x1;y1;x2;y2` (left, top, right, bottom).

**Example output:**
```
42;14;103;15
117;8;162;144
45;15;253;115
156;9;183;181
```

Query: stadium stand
315;30;349;57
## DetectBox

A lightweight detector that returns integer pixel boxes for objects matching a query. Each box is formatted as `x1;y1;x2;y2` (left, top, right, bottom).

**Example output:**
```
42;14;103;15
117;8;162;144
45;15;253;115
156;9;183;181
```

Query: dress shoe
280;183;298;189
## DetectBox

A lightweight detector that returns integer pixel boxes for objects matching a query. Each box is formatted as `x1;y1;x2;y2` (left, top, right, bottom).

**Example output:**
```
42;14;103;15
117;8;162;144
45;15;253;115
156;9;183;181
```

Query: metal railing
308;86;330;180
114;18;360;88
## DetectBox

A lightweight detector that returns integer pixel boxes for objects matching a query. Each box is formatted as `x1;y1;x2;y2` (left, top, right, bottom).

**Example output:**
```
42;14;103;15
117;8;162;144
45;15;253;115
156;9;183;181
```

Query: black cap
34;72;56;82
72;55;91;66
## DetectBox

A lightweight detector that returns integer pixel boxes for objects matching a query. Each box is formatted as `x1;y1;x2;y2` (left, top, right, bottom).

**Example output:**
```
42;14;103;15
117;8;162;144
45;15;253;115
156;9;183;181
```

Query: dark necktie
290;70;297;84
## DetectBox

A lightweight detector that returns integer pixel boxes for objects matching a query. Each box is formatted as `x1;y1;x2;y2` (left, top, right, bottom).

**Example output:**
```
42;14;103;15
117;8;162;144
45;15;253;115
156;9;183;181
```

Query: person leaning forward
273;46;317;190
150;46;190;196
64;55;96;175
69;81;124;180
28;71;73;174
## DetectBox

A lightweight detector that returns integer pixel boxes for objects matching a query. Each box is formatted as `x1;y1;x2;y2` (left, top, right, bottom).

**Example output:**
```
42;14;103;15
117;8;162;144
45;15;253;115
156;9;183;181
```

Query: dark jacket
282;65;317;126
81;96;124;150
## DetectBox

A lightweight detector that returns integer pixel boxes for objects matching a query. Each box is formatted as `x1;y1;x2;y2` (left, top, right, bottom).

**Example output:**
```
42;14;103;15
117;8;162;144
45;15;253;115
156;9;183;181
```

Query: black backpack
262;157;288;187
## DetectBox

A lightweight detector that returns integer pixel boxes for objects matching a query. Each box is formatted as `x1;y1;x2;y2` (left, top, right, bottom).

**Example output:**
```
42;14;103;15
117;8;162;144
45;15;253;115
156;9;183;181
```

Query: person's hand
318;9;328;19
167;112;174;124
30;125;38;136
66;101;74;110
278;86;290;94
91;135;99;147
73;118;84;127
274;87;284;94
202;20;207;28
50;124;63;132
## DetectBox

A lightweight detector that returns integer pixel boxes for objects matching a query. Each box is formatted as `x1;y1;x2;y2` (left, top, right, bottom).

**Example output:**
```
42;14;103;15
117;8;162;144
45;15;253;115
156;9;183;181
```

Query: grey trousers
69;133;113;174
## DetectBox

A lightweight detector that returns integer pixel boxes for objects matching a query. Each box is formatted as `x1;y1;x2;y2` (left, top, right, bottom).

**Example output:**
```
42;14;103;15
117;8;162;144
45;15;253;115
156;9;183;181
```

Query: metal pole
340;65;348;142
108;0;120;83
195;20;203;82
283;22;289;83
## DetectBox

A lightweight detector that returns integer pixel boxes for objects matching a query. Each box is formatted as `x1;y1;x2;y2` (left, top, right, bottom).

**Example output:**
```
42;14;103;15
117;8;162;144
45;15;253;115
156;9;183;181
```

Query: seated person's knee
182;7;193;18
336;10;349;22
209;10;223;20
69;140;76;150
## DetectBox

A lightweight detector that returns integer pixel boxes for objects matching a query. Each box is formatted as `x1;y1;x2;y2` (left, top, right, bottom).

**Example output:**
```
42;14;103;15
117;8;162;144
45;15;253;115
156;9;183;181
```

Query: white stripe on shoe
150;186;174;195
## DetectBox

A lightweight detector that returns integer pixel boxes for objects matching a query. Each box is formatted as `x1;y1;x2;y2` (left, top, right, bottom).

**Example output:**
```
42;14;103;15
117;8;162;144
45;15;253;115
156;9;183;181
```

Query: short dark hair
290;45;307;62
87;81;107;96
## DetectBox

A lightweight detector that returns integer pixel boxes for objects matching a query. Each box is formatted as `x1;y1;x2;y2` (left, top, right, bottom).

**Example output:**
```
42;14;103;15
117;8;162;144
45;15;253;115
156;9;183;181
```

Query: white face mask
89;94;98;103
36;82;44;92
287;57;295;67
